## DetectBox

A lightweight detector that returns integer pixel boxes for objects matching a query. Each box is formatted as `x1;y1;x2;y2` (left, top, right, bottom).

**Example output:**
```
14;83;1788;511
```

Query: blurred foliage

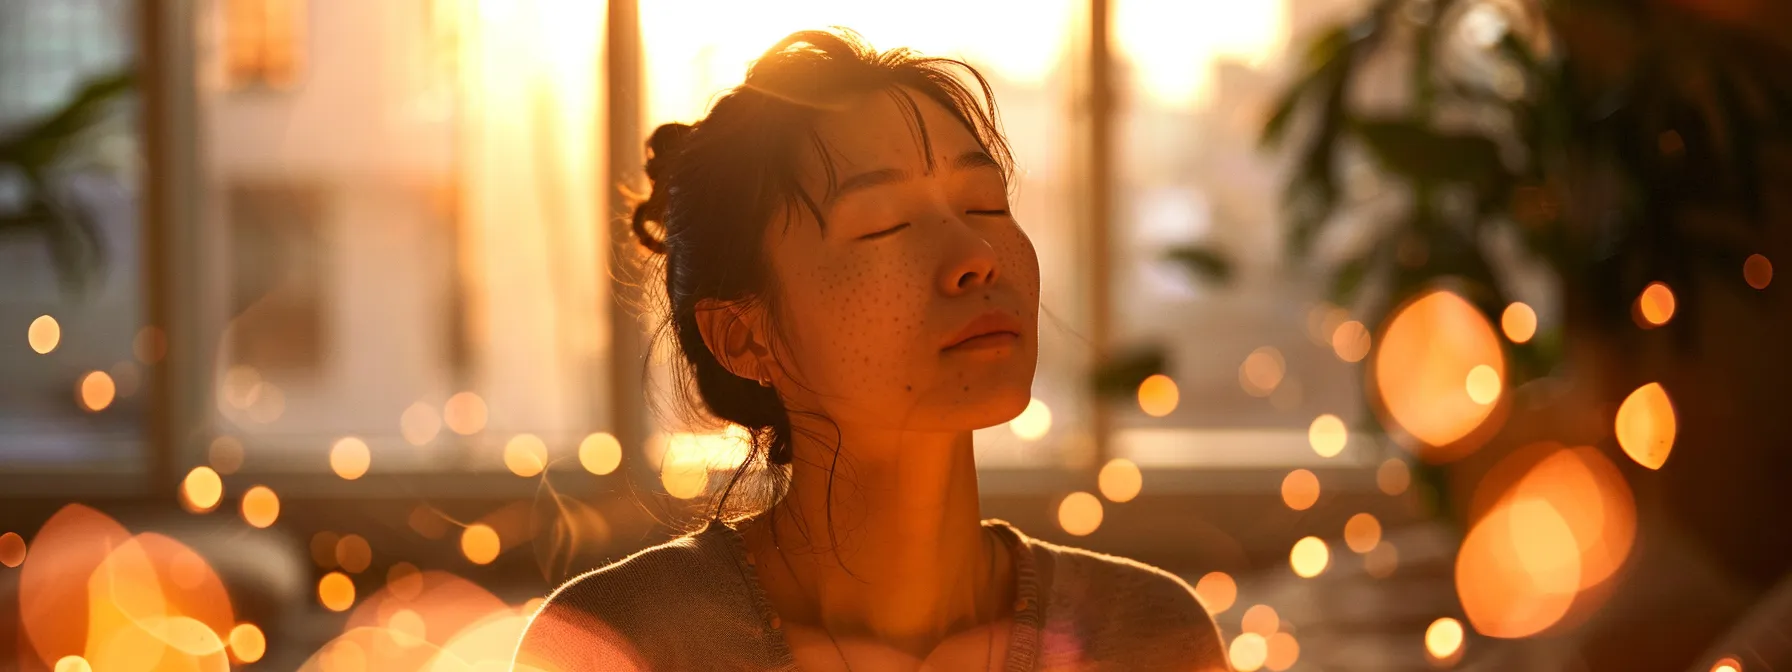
1263;0;1792;360
0;69;136;296
1254;0;1792;519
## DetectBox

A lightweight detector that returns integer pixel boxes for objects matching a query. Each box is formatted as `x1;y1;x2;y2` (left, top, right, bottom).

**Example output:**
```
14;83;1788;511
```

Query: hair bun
631;123;694;256
644;122;694;184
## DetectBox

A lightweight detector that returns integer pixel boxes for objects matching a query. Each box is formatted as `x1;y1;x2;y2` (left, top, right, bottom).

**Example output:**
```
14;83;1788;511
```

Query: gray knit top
513;518;1229;671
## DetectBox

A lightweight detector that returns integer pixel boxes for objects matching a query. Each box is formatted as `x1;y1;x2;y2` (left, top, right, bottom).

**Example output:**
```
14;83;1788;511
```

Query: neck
742;424;1009;655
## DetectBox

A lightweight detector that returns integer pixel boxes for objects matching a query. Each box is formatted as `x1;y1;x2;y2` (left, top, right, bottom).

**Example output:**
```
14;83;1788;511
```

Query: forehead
799;86;983;180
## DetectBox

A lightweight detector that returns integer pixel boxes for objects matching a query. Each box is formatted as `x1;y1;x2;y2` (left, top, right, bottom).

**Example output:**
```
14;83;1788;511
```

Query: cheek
1000;227;1043;303
788;251;932;390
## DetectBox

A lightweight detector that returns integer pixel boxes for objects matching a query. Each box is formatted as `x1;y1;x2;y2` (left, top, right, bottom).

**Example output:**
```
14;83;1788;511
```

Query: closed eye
967;209;1009;216
856;222;910;241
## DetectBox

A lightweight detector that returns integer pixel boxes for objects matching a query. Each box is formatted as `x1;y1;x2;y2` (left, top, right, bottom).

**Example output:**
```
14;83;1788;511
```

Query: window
1109;0;1382;469
0;0;144;476
190;0;611;476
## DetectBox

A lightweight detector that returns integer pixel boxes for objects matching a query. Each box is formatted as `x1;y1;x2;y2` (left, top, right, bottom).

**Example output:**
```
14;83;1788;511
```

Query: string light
1057;492;1104;536
28;315;60;354
1098;458;1143;502
1137;374;1180;416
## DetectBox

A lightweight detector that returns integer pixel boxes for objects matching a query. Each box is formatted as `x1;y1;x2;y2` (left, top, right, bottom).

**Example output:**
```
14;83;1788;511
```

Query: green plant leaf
1348;117;1508;184
1163;245;1233;284
1091;345;1168;400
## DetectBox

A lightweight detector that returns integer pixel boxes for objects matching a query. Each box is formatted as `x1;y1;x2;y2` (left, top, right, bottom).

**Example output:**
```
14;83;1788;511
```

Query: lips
942;310;1024;350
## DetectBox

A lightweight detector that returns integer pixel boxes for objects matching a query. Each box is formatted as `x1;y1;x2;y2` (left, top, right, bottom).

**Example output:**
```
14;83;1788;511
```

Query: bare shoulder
1036;540;1230;671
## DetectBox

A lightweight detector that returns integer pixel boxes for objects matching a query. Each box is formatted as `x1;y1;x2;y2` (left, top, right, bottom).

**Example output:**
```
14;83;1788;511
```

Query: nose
939;218;1000;295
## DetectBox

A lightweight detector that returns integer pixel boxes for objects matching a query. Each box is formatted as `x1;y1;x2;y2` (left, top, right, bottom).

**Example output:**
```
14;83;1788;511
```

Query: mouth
943;331;1020;352
941;310;1025;351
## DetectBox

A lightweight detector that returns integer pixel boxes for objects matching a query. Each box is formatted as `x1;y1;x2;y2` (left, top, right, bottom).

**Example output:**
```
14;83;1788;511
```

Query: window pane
0;0;144;474
1111;0;1378;468
191;1;611;474
638;1;1093;469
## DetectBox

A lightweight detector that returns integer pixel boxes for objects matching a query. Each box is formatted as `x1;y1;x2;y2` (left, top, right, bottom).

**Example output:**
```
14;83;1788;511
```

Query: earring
757;376;771;387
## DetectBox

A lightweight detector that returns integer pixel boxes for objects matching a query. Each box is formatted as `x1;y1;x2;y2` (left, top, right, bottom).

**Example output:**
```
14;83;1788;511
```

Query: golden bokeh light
1307;414;1347;457
462;523;501;565
1137;374;1180;417
504;434;550;477
240;485;280;528
78;371;116;412
28;314;60;354
1425;617;1465;660
579;432;623;475
1365;540;1399;578
54;656;91;672
1330;320;1372;362
1097;458;1143;502
134;326;167;363
1290;536;1330;578
387;561;425;601
1473;445;1637;592
223;365;261;409
0;531;24;567
1501;302;1537;343
245;381;287;423
1465;364;1502;405
1344;513;1382;554
1241;604;1279;636
444;391;489;435
1308;304;1351;347
319;571;357;611
209;436;244;475
1265;632;1299;672
327;639;367;672
336;534;373;573
388;607;427;645
1744;254;1773;289
229;623;266;663
1057;491;1104;536
1711;656;1743;672
331;436;372;480
311;531;340;569
401;401;443;446
660;458;709;499
1456;496;1580;638
1281;469;1320;511
1240;346;1285;397
1194;572;1237;614
1616;382;1676;470
1009;397;1053;440
1635;282;1676;327
1372;289;1506;461
1229;633;1269;672
1377;458;1411;495
182;466;224;512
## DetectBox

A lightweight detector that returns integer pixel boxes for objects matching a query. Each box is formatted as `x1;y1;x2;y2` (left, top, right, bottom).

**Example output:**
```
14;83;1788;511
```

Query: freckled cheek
805;268;927;383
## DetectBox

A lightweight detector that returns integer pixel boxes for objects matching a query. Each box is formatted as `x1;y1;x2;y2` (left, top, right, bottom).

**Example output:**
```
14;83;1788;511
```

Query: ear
693;297;774;384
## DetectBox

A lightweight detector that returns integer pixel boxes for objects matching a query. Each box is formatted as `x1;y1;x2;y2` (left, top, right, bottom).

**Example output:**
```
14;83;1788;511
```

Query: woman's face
759;87;1041;434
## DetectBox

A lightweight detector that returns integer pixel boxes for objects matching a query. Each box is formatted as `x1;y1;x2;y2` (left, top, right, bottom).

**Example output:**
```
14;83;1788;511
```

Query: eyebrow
824;150;1001;207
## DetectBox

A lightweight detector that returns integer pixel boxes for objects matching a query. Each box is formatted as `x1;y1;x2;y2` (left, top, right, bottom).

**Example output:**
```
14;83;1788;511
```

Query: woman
515;28;1228;672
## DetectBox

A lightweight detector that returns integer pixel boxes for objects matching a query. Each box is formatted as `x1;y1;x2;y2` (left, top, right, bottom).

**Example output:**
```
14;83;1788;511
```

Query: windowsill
0;428;1397;499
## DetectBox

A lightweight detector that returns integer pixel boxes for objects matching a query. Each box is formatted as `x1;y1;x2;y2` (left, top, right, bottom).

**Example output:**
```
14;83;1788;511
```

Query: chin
946;368;1038;431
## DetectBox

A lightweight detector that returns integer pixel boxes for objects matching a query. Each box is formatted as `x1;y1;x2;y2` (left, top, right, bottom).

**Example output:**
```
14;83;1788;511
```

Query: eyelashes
857;222;910;241
854;210;1012;242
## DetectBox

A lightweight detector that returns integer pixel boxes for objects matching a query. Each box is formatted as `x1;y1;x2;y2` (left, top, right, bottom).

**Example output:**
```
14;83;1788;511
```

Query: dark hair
626;28;1014;534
